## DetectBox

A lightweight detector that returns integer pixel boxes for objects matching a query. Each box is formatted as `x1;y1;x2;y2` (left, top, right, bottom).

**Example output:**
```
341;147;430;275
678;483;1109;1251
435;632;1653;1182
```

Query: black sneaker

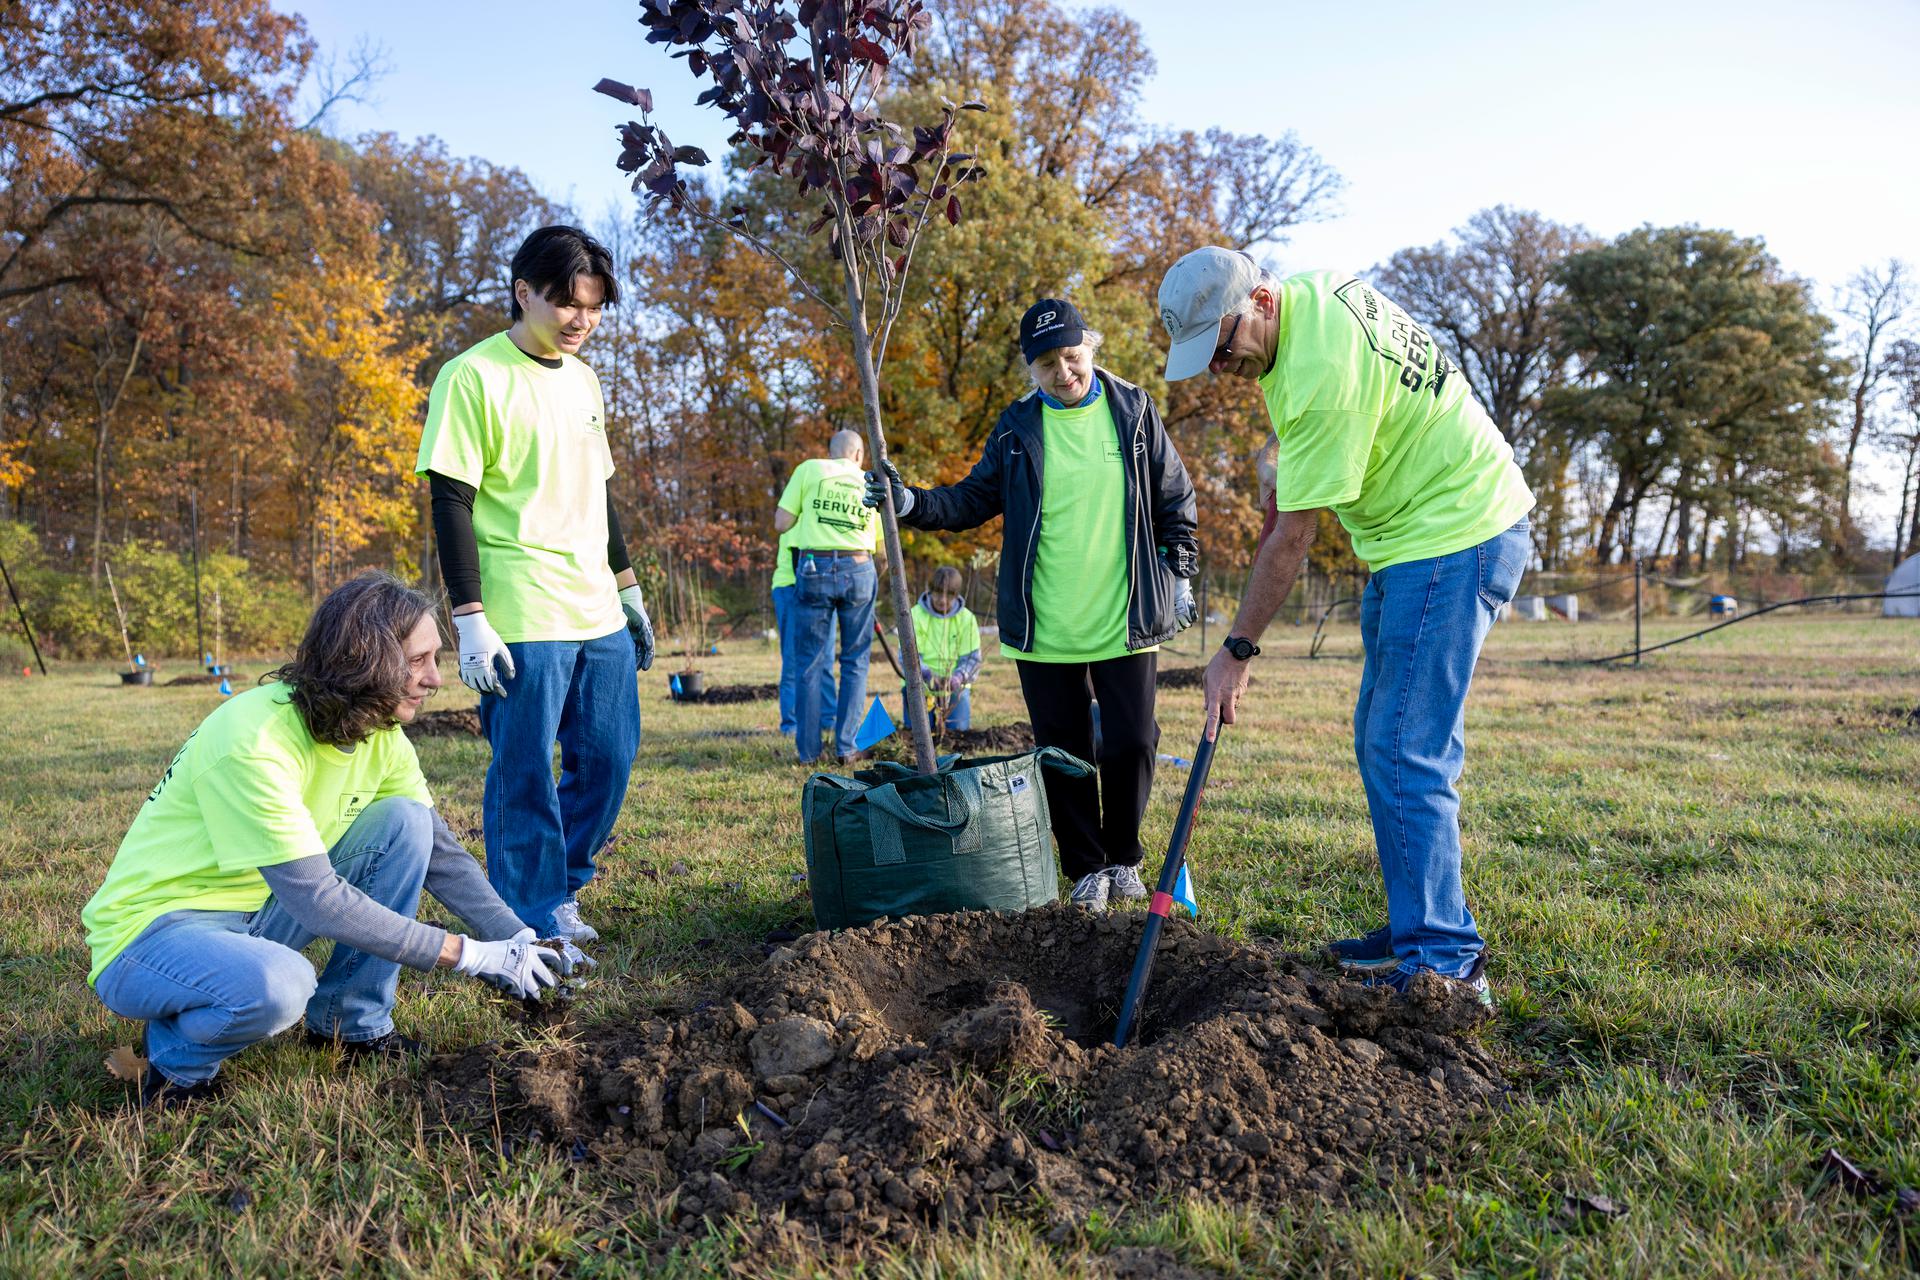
304;1029;430;1062
1325;923;1400;973
139;1065;223;1109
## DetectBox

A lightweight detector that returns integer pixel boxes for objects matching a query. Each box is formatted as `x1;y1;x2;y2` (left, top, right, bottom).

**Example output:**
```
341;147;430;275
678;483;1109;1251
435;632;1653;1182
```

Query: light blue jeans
773;582;835;737
794;554;876;761
479;628;640;937
1355;517;1530;978
92;797;435;1085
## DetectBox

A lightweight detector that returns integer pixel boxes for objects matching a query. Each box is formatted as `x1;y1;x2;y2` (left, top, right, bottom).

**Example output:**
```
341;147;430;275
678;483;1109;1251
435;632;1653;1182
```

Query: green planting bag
803;747;1092;929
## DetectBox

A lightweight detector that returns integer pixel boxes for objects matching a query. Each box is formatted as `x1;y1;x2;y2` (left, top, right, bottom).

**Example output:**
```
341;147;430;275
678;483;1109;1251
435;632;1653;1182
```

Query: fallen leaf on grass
226;1185;252;1213
1898;1188;1920;1218
104;1044;146;1082
1816;1148;1883;1197
1557;1191;1628;1229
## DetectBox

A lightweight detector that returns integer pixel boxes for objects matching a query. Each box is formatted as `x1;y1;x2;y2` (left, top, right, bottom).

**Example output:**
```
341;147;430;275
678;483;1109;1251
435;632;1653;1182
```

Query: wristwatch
1222;635;1260;661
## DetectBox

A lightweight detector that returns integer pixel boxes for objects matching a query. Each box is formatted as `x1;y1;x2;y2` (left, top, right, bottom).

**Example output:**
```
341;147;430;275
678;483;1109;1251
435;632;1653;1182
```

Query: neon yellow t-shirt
415;332;625;643
777;458;883;554
1258;272;1534;570
1026;393;1140;663
82;684;433;984
772;526;800;591
910;600;981;679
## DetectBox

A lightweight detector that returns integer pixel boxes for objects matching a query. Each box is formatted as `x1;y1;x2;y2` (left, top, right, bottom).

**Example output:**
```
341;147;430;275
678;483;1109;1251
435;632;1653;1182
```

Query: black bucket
668;671;706;701
121;670;152;686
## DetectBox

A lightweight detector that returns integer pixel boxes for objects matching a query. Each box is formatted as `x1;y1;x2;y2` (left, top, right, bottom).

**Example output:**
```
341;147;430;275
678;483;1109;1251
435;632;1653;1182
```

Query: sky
289;0;1920;542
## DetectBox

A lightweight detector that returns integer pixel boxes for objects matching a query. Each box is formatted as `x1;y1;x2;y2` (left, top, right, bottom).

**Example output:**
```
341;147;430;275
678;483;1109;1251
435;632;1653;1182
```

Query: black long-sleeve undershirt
428;471;630;609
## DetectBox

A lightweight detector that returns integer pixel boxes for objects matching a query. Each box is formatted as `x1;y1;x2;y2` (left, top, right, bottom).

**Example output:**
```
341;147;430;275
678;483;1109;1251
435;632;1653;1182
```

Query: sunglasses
1213;312;1242;366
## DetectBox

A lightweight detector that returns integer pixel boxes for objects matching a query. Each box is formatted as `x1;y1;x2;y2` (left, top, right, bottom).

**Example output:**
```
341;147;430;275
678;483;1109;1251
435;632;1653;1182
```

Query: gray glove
554;937;597;976
1174;576;1198;630
454;927;561;999
619;584;655;672
862;459;913;516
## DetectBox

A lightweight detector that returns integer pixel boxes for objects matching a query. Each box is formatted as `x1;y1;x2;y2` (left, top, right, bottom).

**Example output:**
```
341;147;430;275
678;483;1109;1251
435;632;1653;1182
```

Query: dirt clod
423;904;1502;1247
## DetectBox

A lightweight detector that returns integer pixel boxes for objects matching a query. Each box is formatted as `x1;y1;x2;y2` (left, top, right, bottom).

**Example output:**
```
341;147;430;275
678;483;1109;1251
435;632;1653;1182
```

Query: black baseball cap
1019;298;1085;363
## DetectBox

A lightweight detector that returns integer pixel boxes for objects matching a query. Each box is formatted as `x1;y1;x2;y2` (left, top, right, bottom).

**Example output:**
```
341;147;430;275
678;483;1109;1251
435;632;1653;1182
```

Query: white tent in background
1888;554;1920;618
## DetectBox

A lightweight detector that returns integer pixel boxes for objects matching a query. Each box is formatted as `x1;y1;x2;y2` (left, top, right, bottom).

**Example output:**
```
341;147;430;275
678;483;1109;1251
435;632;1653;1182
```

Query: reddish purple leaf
946;194;960;226
671;145;710;165
593;80;654;113
848;37;889;66
961;100;988;112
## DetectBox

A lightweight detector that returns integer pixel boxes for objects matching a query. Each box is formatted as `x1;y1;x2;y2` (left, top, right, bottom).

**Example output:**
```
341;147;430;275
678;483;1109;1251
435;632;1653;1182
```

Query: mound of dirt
871;722;1038;762
672;682;779;705
404;708;482;738
164;672;246;687
422;905;1501;1248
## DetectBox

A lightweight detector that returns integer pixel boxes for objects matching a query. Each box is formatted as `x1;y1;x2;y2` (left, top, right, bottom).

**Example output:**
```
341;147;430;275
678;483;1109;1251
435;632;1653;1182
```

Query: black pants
1015;652;1159;880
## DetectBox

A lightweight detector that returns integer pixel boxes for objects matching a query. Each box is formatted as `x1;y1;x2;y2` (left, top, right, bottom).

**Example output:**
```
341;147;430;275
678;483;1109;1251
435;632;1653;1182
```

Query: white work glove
454;927;560;998
862;459;914;516
619;584;655;672
452;610;515;696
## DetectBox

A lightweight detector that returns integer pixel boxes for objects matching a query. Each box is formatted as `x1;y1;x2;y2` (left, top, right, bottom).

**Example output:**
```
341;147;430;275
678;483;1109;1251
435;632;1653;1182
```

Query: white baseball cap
1158;247;1262;381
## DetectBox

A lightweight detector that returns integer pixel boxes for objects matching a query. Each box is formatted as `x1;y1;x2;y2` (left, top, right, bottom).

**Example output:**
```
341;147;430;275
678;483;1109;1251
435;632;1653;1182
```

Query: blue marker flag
1172;864;1198;918
851;696;896;752
217;677;233;697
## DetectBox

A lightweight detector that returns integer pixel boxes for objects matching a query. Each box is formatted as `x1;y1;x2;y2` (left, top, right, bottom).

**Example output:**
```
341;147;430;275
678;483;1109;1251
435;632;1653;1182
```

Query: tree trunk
840;269;937;774
1674;498;1694;575
1594;471;1634;565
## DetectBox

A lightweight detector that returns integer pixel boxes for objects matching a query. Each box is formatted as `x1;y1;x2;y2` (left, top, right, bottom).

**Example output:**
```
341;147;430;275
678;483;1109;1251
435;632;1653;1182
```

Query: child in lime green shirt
906;566;982;731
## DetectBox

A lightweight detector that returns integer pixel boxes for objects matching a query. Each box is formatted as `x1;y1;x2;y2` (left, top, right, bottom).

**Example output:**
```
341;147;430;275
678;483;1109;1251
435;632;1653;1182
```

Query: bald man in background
774;429;885;764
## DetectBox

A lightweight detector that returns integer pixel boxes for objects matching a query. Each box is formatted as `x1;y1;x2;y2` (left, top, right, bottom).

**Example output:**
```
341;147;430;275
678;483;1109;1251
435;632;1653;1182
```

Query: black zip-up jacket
899;368;1199;654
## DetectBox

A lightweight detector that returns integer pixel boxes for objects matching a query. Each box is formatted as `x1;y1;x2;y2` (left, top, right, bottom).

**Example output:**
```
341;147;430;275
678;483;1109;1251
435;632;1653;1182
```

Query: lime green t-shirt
415;332;625;643
910;600;982;679
1026;393;1141;663
1258;272;1534;570
81;684;433;984
772;526;801;591
777;458;883;554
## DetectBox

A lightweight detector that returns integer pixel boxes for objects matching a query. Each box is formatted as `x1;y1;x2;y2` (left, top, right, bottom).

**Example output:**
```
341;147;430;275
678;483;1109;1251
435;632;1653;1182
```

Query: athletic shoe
1107;864;1150;901
1069;870;1111;912
140;1065;223;1109
304;1029;430;1062
1326;923;1401;974
1362;953;1494;1009
553;898;600;944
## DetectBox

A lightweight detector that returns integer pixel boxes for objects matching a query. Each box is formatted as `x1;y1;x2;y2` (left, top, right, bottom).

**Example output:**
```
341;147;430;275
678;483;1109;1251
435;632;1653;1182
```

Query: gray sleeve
424;810;530;941
256;857;447;971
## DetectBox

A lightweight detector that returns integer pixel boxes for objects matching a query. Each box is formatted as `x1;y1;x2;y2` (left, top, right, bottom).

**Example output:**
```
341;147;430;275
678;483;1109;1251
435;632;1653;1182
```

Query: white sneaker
1069;870;1111;912
1107;864;1149;901
552;898;600;944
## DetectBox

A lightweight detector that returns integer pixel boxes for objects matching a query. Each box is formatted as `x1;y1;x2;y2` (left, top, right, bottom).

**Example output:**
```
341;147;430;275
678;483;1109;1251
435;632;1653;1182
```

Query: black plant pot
668;671;706;701
121;670;153;686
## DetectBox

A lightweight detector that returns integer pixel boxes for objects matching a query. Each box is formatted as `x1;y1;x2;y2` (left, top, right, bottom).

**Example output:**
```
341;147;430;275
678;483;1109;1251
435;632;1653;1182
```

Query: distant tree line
1;0;1910;656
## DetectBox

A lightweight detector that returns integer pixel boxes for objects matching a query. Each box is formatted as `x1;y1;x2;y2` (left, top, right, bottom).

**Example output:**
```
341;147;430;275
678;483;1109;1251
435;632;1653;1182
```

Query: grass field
1;615;1916;1277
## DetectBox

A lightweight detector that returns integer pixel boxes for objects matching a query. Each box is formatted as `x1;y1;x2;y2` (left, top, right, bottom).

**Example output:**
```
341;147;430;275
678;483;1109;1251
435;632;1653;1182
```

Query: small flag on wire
851;697;896;752
1172;864;1198;918
217;677;233;697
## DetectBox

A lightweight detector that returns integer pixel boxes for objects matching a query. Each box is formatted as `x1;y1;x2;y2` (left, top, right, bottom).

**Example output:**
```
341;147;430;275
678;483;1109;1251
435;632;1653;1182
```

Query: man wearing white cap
1159;247;1533;1005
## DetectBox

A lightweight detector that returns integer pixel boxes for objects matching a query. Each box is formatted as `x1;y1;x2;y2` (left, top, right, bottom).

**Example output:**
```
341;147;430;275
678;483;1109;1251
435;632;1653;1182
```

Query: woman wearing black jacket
864;299;1199;912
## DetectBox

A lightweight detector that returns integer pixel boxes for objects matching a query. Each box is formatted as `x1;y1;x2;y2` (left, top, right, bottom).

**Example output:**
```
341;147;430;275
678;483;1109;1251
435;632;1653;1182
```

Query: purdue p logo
1035;309;1057;329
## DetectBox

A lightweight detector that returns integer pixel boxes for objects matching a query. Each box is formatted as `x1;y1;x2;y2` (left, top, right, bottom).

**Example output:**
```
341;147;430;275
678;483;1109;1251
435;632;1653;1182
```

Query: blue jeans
93;797;435;1085
773;583;836;737
794;554;876;761
900;686;971;731
1355;517;1529;978
479;628;640;936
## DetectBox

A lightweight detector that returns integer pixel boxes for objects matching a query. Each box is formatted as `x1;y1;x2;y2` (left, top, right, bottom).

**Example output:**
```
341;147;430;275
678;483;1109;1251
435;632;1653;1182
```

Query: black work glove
862;459;914;516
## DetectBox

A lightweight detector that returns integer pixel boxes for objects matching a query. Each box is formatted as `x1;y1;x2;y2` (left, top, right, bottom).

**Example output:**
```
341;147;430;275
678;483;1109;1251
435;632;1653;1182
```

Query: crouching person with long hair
83;572;581;1108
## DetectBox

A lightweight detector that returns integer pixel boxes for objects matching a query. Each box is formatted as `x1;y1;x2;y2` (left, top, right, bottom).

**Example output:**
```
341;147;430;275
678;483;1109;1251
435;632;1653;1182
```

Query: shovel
1112;727;1220;1048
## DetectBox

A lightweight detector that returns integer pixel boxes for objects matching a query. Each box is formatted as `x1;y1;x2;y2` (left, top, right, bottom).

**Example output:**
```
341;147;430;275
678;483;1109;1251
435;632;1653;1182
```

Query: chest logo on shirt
585;411;605;434
340;791;375;823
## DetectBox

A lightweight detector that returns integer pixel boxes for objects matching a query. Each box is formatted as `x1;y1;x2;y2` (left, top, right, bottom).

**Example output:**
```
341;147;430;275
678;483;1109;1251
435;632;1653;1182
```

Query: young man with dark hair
83;573;572;1108
417;225;653;947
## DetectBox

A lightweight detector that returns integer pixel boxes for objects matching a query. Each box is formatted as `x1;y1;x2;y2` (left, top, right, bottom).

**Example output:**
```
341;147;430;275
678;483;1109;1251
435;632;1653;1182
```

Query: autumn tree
1545;226;1846;567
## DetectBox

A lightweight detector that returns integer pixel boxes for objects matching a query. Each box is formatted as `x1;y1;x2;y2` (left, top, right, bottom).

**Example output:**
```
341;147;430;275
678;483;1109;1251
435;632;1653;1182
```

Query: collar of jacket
1003;368;1147;442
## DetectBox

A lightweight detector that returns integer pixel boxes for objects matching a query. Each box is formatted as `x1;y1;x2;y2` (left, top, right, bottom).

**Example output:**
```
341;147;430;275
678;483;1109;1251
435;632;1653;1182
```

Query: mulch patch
163;672;246;687
420;903;1503;1256
404;708;482;738
673;682;779;705
870;721;1038;762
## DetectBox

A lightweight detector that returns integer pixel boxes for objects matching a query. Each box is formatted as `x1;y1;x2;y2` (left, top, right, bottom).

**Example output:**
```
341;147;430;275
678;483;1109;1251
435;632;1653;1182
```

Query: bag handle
1033;745;1096;778
863;780;978;833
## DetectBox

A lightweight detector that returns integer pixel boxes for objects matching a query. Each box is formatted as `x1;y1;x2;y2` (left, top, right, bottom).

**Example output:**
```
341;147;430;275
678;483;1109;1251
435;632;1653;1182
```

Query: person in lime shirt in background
775;428;883;764
772;492;835;739
1159;247;1534;1007
865;299;1199;915
416;226;653;949
904;565;982;732
83;573;573;1109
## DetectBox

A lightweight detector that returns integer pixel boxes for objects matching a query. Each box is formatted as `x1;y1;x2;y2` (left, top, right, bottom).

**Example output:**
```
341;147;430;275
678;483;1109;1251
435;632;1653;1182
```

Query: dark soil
673;682;779;705
871;721;1038;762
404;708;482;738
421;904;1502;1251
164;672;246;687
